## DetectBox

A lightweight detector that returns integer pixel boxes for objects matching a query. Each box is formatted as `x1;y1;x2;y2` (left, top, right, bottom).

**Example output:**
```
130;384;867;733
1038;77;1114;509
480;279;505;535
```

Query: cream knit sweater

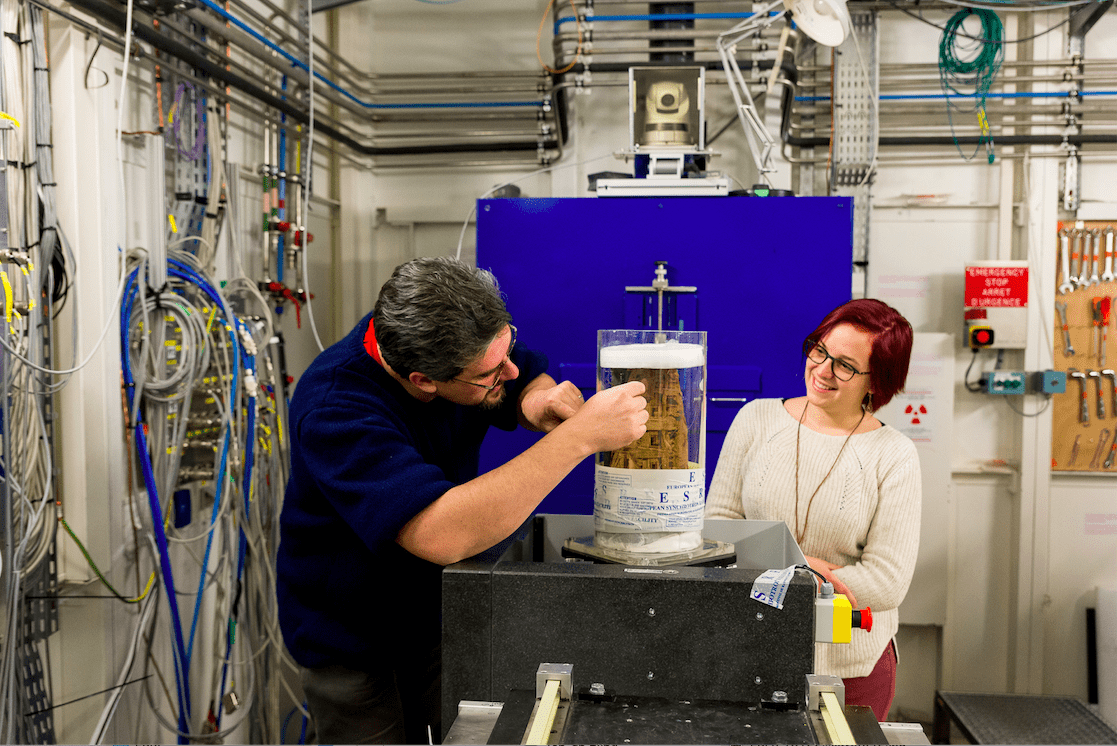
706;398;922;679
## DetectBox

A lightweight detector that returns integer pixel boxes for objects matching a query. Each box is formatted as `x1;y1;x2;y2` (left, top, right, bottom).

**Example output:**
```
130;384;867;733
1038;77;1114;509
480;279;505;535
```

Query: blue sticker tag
750;565;798;610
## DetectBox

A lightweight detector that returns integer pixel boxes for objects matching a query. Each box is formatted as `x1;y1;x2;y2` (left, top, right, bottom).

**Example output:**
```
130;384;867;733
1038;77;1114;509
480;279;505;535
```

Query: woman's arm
829;441;922;612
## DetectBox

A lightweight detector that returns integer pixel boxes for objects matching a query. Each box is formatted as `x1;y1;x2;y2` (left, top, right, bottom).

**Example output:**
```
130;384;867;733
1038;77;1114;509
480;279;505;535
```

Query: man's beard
479;385;506;410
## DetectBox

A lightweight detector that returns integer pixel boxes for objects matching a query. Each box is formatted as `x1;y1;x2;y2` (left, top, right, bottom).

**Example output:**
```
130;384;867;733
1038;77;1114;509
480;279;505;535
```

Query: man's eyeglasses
452;325;517;390
806;342;870;382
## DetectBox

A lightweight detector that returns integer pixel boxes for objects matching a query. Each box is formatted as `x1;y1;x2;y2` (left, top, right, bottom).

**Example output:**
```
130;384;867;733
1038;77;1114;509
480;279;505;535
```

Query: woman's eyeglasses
806;342;869;382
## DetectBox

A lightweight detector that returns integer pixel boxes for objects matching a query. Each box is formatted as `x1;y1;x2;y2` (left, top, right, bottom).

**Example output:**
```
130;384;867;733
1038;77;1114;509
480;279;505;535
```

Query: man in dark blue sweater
276;257;648;744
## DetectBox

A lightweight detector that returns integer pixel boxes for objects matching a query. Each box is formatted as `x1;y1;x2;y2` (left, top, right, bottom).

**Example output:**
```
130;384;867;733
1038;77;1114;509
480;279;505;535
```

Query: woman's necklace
794;401;866;546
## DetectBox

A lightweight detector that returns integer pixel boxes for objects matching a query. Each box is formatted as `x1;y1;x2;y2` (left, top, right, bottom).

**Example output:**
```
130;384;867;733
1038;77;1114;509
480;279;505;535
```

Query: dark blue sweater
276;311;548;670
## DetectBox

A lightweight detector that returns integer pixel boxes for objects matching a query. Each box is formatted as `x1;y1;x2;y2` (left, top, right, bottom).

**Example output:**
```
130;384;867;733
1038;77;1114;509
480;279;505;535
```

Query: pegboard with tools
1052;221;1117;473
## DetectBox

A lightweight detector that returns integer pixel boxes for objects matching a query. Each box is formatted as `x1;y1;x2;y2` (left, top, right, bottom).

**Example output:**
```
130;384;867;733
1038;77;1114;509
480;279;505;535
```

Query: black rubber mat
935;691;1117;744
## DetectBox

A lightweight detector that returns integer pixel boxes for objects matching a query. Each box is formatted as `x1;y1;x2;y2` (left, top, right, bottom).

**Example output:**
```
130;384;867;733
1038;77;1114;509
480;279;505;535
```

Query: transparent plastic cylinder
594;329;707;553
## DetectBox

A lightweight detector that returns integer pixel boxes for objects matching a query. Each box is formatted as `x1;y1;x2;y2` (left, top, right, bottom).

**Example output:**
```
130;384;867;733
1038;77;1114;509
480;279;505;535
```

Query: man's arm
397;380;648;565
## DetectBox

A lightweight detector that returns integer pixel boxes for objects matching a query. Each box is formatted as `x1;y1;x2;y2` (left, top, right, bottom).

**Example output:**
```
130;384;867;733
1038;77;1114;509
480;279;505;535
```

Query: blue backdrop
477;195;853;515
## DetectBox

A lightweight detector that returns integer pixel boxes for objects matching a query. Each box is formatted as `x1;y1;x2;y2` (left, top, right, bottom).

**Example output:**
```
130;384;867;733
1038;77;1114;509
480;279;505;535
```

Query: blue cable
281;706;296;744
185;428;231;670
135;422;194;742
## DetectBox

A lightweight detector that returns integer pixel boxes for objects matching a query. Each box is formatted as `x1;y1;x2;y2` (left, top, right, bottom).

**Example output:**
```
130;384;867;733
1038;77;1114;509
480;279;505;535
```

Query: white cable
89;587;159;744
298;223;326;352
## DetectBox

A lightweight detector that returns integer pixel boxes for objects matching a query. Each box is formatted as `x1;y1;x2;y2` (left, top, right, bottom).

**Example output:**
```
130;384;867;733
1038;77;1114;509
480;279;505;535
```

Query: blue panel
477;196;853;515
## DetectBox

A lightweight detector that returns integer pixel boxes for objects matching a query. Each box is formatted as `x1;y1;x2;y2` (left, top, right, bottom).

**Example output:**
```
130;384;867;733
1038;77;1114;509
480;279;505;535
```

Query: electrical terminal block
982;371;1026;395
980;370;1066;395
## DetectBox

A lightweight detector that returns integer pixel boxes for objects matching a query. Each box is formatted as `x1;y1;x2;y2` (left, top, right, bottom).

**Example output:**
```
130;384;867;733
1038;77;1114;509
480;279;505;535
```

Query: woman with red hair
708;298;921;723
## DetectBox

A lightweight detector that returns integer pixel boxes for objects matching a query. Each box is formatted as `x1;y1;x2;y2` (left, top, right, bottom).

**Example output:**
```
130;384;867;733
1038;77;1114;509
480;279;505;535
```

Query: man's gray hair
374;256;512;381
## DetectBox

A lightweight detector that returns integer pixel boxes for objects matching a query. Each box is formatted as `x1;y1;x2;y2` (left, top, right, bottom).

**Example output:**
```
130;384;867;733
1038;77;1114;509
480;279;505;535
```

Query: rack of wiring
0;0;312;738
1052;221;1117;473
0;0;76;740
101;56;304;746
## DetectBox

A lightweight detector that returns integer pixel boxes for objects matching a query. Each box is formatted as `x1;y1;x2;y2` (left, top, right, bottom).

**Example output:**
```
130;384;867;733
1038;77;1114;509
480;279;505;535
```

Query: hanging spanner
1102;228;1116;284
1055;300;1074;357
1072;229;1086;288
1077;230;1093;287
1070;368;1089;424
1058;229;1075;294
1089;229;1102;286
1090;370;1106;420
1106;432;1117;469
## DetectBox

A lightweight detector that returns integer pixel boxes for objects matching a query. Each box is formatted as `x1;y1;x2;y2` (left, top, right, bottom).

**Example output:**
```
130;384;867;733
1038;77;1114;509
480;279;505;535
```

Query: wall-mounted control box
963;261;1029;349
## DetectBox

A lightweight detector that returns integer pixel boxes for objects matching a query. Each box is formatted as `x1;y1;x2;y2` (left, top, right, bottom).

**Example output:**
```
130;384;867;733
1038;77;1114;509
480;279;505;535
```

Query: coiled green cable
939;7;1004;162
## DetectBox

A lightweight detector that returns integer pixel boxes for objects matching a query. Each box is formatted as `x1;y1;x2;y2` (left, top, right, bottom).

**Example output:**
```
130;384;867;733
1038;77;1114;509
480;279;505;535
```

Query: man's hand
520;379;585;433
563;380;649;453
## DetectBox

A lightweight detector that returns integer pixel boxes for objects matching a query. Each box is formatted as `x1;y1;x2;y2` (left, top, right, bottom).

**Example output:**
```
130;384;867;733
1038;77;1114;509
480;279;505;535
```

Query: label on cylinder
593;464;705;533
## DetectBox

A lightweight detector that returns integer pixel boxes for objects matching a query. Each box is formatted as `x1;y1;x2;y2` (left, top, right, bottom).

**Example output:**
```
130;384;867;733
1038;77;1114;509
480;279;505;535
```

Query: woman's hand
807;555;859;608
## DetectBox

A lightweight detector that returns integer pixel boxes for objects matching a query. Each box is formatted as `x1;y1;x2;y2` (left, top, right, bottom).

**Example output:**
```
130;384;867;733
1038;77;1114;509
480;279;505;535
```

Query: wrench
1090;370;1106;420
1089;229;1102;286
1077;230;1092;287
1055;301;1074;356
1107;433;1117;469
1058;229;1075;294
1090;428;1111;469
1071;230;1085;288
1070;368;1089;424
1103;228;1116;284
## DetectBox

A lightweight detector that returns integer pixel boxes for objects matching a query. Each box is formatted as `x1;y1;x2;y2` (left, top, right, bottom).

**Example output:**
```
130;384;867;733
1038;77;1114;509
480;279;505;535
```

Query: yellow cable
59;517;157;603
1;270;12;323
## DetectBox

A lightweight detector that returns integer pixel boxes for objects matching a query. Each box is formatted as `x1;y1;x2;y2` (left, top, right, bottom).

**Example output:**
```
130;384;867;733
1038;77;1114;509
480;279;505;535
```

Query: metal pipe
68;0;558;159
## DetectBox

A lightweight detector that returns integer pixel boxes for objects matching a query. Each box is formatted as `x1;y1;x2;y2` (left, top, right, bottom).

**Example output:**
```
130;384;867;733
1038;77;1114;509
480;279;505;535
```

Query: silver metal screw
772;691;788;704
590;682;605;696
647;672;655;680
754;676;762;685
648;608;656;617
756;612;764;621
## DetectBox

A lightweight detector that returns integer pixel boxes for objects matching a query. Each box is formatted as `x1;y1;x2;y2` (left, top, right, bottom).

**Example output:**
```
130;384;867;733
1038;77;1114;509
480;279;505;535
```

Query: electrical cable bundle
108;238;301;744
938;7;1004;163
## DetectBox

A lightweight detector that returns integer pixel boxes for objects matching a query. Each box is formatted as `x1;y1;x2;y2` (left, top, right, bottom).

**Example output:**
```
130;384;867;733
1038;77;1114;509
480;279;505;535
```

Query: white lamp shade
783;0;851;47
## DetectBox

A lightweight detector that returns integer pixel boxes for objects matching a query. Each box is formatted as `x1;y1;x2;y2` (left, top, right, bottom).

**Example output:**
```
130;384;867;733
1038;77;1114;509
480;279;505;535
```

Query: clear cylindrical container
595;329;707;554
